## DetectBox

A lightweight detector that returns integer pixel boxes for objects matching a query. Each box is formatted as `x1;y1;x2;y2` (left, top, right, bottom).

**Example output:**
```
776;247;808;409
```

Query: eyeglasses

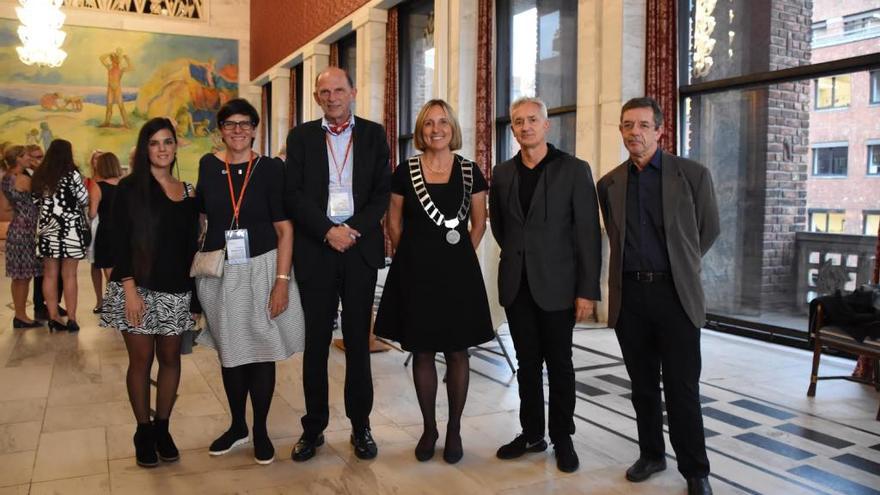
220;120;255;131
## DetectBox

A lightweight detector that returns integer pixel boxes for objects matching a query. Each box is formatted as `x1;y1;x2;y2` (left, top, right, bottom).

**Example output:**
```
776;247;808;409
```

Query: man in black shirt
489;96;601;473
597;97;719;495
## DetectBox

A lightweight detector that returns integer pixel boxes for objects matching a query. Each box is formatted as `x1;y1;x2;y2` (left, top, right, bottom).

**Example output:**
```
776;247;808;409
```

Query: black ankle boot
153;418;179;462
134;423;158;467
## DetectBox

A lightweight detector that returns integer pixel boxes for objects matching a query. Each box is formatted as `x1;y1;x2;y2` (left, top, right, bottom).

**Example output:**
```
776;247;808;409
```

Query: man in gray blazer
596;97;719;495
489;96;601;473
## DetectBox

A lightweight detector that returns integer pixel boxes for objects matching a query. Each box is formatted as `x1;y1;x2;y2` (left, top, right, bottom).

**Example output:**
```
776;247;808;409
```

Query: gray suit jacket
489;149;601;311
596;151;720;328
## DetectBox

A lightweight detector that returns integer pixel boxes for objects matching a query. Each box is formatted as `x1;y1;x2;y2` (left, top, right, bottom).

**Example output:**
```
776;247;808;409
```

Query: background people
89;152;123;281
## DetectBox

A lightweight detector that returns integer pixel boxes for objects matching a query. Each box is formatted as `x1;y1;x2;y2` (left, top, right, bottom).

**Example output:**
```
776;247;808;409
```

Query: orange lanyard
326;131;354;184
224;153;255;227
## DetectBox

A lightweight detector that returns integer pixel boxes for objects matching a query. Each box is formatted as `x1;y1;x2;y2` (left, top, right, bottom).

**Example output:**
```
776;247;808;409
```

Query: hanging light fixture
16;0;68;68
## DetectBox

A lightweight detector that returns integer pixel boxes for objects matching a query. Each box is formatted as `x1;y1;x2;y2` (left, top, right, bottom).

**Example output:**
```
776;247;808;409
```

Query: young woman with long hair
99;118;201;468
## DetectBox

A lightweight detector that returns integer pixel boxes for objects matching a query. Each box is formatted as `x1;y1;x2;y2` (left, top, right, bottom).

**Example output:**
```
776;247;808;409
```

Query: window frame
814;75;851;110
397;0;434;162
811;144;849;177
494;0;578;162
867;142;880;176
808;209;846;234
293;63;303;127
862;210;880;235
337;32;357;87
870;70;880;105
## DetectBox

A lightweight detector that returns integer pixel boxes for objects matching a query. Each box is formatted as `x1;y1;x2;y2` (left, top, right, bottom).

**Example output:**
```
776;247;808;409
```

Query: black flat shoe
48;320;67;332
66;320;80;332
626;457;667;482
687;477;713;495
414;429;439;462
351;428;378;460
291;434;324;462
12;318;43;329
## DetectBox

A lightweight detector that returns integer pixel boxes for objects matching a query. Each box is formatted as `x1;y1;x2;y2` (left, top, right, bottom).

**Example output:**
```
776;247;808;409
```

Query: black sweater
110;175;201;312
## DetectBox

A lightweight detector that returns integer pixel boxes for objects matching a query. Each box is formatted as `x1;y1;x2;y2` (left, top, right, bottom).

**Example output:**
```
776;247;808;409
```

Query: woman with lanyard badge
195;98;304;465
374;99;494;464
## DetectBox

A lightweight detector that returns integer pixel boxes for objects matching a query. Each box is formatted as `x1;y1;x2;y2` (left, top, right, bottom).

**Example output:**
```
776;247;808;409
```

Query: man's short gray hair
510;96;548;120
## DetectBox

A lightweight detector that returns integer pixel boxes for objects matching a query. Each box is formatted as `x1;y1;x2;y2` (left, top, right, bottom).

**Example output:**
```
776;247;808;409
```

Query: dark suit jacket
489;150;602;311
283;117;391;283
597;151;720;328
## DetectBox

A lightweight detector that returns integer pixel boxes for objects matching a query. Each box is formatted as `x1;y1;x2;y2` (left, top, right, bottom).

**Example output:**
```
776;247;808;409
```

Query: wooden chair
807;304;880;420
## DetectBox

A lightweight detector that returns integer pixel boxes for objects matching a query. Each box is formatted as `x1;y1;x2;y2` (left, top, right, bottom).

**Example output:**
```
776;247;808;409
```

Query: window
863;211;880;235
815;75;851;109
812;146;848;176
871;71;880;104
811;20;827;42
868;144;880;175
293;63;303;127
843;9;880;35
337;33;357;88
809;210;846;233
398;0;434;160
496;0;578;161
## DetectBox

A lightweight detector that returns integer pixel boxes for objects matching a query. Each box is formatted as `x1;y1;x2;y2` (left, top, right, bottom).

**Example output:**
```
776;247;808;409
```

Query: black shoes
209;427;249;456
12;318;42;329
254;435;275;465
153;418;179;462
291;434;324;462
687;477;713;495
66;320;80;332
496;434;548;459
553;437;579;473
47;320;67;332
625;456;668;482
415;429;439;462
443;430;463;464
351;428;378;460
133;423;158;468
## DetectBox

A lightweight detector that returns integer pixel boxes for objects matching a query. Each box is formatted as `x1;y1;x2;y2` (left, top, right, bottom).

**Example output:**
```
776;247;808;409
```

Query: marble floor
1;264;879;494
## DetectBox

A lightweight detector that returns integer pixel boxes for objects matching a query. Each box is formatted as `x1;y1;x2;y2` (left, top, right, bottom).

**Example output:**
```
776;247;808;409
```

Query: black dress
93;181;118;268
374;155;494;352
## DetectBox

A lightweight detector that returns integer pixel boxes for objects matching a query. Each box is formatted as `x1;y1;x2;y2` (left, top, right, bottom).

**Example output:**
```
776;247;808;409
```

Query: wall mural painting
0;19;237;182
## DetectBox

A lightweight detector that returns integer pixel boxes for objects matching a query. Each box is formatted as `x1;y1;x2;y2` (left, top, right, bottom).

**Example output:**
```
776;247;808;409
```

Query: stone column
433;0;450;101
301;43;331;121
352;8;388;123
269;68;290;156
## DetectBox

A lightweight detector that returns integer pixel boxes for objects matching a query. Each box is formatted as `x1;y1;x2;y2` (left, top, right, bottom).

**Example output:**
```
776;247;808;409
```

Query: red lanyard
224;153;255;226
326;131;354;184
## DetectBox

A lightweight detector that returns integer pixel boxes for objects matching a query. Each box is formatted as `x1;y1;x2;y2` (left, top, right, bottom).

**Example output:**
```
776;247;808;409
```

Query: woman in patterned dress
1;145;43;328
99;118;201;468
31;139;90;332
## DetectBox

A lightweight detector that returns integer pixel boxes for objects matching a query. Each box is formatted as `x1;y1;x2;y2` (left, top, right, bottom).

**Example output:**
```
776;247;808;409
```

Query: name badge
225;229;250;265
328;185;354;222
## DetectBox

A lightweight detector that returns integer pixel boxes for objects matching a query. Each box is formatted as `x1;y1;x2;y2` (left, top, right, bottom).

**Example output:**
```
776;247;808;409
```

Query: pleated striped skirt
196;249;305;367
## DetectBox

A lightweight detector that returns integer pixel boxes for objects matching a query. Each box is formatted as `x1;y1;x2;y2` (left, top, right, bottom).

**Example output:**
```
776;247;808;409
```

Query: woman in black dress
375;99;494;464
89;152;122;280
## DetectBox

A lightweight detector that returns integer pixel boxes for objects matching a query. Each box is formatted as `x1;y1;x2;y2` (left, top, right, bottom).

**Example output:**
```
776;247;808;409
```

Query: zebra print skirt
99;282;195;336
196;249;305;367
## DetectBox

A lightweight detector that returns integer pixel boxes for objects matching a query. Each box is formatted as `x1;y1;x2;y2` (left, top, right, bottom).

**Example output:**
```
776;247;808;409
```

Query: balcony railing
795;231;877;310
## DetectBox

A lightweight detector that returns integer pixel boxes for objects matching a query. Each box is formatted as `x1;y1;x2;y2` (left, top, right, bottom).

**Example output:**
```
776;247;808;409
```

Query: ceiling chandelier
16;0;68;68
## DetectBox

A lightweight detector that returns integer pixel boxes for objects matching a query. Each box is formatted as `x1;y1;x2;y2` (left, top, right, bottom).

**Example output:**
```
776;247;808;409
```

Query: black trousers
299;248;377;438
615;278;710;478
504;276;576;443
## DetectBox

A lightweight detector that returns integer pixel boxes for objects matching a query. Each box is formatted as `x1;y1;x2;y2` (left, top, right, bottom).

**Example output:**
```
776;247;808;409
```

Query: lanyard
224;152;255;227
326;131;354;184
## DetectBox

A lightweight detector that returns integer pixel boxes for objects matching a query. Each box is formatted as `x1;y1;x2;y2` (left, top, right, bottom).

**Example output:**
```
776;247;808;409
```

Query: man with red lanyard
284;66;391;462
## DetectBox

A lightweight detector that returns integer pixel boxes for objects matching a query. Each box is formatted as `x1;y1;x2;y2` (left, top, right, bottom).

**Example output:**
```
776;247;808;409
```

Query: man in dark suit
284;67;390;462
489;96;601;473
596;97;719;495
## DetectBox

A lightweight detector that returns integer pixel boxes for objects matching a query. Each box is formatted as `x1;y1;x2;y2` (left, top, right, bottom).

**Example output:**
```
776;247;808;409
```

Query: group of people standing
2;64;718;495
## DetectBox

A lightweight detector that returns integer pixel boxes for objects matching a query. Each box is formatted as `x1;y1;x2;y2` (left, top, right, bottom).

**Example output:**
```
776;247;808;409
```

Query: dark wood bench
807;304;880;420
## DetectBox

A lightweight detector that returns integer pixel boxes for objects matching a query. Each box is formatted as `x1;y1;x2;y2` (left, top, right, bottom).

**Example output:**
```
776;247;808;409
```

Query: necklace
422;156;452;174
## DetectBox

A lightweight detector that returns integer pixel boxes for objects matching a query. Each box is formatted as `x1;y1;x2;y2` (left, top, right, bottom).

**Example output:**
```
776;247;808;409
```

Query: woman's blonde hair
2;145;25;172
95;152;122;179
413;99;462;152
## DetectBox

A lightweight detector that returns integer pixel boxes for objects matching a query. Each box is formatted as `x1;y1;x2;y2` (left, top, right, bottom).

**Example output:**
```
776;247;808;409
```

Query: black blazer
489;149;602;311
284;117;391;283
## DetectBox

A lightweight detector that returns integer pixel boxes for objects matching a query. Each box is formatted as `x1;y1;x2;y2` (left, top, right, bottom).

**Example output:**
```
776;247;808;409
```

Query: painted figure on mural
100;48;132;128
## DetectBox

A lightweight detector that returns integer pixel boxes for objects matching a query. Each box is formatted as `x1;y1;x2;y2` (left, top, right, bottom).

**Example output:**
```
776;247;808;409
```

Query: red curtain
475;0;494;180
329;42;340;67
383;7;399;257
645;0;677;154
288;67;297;131
260;84;268;155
